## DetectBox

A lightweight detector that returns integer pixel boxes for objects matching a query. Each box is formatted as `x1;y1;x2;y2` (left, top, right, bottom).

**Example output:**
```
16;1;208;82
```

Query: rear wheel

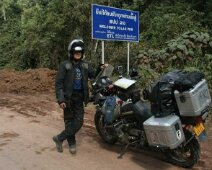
165;131;200;168
94;109;117;144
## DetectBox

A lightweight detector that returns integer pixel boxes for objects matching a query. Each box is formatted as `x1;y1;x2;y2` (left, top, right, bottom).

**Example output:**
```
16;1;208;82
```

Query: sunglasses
73;51;82;54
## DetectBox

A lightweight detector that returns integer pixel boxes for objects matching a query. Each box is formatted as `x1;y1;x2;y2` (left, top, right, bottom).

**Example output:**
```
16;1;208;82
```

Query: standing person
53;39;103;154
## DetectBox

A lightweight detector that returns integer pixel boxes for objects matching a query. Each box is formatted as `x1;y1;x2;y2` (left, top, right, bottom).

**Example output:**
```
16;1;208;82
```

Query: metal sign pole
127;42;130;75
102;41;105;64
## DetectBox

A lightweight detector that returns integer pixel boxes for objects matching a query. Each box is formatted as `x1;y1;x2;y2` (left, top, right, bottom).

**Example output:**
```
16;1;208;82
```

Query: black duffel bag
143;70;204;117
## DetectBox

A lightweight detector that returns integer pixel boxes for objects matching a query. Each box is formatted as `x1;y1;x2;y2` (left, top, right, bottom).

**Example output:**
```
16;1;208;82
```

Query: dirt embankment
0;68;56;95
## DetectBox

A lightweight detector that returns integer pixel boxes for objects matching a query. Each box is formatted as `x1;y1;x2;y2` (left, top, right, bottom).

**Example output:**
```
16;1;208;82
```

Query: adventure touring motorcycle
92;65;211;168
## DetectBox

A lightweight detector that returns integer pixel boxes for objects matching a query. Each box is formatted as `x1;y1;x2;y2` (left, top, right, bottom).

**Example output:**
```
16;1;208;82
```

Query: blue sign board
92;4;139;42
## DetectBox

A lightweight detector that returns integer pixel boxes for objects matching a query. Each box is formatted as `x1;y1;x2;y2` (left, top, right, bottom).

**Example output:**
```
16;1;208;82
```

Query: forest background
0;0;212;89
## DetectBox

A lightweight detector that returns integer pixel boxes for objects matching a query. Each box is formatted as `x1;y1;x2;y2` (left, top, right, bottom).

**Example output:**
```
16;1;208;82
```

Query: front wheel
164;131;200;168
94;109;117;145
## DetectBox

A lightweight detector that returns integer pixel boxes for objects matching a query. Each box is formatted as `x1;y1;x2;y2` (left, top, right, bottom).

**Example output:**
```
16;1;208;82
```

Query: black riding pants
57;91;84;146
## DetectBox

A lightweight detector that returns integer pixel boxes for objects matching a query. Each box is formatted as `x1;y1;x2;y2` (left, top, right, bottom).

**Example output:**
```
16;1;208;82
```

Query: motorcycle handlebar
94;84;114;94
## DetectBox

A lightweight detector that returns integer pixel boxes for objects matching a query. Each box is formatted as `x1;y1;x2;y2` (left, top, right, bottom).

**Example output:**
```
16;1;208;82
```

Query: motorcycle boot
69;144;76;154
52;136;63;152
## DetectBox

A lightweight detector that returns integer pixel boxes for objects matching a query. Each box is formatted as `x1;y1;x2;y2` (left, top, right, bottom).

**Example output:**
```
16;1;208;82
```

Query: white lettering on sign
119;21;126;25
117;26;127;31
107;34;114;38
109;19;118;25
108;26;116;30
99;25;107;28
127;28;133;31
96;8;137;22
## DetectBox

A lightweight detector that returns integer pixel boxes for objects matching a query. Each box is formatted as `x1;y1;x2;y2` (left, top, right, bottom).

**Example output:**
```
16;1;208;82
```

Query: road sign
92;4;139;42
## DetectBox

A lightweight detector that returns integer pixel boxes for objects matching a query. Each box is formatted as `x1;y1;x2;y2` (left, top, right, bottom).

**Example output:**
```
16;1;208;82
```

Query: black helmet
68;39;84;59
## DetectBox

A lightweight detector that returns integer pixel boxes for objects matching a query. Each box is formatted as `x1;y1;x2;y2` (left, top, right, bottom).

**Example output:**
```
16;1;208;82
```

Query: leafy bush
137;31;212;90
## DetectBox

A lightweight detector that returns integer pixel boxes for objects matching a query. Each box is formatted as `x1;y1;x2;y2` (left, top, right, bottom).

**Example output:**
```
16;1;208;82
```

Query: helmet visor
73;46;83;52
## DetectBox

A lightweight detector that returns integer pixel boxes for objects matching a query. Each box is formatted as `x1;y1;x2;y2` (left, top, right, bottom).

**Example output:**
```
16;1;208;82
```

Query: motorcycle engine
111;120;145;146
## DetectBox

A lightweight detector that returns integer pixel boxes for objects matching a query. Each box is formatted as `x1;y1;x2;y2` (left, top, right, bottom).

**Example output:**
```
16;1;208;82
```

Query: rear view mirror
117;66;123;75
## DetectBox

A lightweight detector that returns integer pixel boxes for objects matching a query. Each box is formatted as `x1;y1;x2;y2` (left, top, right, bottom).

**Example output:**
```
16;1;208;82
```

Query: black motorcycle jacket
55;60;96;105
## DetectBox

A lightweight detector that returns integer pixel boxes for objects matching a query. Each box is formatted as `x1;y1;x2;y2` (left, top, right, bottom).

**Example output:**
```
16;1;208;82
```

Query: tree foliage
137;31;212;89
140;1;206;48
0;0;142;69
0;0;211;90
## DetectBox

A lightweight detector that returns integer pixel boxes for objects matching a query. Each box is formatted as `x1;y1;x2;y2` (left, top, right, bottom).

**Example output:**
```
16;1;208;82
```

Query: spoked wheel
94;109;117;144
165;131;200;168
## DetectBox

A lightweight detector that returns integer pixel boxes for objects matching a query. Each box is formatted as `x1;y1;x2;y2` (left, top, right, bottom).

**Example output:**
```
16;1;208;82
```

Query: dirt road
0;93;211;170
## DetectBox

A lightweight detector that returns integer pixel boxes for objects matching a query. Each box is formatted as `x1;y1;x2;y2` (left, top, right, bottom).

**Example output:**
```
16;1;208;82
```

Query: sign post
92;4;139;74
102;41;105;64
127;42;130;75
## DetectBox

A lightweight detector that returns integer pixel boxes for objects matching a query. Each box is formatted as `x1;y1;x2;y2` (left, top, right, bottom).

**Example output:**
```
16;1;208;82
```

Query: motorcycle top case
174;79;211;116
143;115;185;149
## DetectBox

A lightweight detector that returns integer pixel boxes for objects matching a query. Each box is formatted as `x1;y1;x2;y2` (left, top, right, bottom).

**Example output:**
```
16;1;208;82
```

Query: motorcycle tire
164;130;200;168
94;109;117;145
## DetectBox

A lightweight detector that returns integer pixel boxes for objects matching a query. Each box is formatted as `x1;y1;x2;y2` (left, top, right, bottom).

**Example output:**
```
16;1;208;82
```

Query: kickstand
117;140;139;159
118;143;130;159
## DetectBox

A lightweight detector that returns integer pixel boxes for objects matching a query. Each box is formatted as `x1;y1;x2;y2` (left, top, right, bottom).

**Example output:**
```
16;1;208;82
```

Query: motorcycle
92;65;211;168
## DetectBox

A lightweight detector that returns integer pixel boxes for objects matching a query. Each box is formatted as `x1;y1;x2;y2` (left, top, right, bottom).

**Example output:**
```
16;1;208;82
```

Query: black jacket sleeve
55;61;66;104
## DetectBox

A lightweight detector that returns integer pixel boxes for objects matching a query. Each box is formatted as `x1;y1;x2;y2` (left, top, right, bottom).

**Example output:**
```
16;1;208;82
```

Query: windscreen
94;64;114;84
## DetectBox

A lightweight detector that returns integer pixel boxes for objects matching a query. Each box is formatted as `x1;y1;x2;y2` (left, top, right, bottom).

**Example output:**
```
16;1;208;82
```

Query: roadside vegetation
0;0;211;88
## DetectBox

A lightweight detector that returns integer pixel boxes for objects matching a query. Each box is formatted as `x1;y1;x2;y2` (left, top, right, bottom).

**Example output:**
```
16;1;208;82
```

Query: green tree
140;1;205;49
0;0;211;73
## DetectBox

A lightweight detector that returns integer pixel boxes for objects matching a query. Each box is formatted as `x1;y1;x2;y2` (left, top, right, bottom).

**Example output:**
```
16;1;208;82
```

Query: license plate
193;122;205;136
